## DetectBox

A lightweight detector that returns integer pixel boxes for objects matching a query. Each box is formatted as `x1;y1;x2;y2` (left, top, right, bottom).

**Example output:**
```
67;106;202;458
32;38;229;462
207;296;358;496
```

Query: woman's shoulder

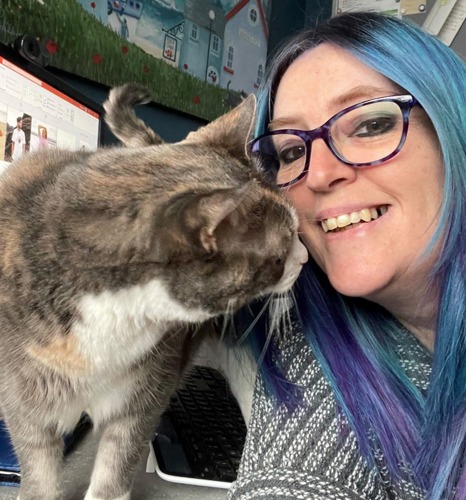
229;320;429;500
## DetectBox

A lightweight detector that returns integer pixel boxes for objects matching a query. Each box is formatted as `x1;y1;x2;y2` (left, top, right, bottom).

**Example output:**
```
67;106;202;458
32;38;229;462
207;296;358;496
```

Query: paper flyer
334;0;402;17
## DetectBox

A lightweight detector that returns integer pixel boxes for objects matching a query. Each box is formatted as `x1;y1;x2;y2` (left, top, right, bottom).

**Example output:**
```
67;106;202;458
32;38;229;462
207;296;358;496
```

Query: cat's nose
297;239;308;265
291;235;308;266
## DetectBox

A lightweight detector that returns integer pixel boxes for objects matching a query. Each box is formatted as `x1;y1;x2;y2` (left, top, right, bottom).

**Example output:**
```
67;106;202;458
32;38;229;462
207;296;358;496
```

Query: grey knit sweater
228;324;432;499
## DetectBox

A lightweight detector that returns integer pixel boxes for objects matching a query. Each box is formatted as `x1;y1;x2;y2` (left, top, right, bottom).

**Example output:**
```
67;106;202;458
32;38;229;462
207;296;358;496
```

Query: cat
0;83;308;500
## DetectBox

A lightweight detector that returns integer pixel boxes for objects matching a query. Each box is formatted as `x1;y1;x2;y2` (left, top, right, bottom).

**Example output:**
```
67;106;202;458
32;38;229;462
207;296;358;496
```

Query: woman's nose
305;139;357;192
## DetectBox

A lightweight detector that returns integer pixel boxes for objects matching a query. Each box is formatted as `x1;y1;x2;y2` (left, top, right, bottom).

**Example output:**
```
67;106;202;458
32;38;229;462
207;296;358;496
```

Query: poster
0;0;271;121
334;0;402;17
400;0;427;15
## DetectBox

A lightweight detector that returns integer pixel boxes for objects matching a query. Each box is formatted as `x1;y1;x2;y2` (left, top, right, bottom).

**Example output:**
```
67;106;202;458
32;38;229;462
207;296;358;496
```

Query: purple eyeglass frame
250;94;419;187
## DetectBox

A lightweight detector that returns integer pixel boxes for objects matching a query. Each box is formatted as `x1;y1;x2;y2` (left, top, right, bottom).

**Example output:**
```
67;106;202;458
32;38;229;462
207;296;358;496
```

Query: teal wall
305;0;333;30
267;0;332;57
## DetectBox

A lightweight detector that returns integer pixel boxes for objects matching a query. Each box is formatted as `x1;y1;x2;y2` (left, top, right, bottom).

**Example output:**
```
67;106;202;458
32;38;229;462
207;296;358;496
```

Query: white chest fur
41;278;213;430
73;277;211;374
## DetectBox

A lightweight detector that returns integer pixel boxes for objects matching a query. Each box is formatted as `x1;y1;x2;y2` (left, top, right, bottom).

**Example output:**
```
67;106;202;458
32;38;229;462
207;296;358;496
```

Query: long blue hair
250;12;466;500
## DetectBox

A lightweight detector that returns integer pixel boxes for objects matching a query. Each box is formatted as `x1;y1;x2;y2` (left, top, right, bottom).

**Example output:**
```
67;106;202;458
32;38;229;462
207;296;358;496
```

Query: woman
38;126;48;149
229;12;466;500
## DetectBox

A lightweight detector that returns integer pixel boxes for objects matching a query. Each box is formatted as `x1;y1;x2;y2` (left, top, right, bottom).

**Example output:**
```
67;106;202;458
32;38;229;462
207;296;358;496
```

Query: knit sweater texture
228;324;432;499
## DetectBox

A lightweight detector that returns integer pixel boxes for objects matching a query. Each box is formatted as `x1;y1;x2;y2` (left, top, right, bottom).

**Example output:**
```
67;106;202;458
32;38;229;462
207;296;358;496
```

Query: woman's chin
327;271;391;301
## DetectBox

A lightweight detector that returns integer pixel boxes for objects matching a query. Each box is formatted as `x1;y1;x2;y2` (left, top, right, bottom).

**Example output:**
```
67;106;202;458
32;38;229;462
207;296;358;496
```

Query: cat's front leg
84;413;152;500
5;417;63;500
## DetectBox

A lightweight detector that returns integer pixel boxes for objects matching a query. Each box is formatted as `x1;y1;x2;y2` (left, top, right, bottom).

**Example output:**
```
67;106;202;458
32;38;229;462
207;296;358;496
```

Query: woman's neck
395;313;436;352
370;279;439;352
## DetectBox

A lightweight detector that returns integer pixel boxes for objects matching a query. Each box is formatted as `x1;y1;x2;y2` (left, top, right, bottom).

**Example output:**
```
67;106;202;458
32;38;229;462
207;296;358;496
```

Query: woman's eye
278;144;305;164
351;116;396;137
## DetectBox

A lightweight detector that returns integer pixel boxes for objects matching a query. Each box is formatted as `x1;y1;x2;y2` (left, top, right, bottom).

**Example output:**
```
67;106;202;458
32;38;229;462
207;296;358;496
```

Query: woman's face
272;44;443;306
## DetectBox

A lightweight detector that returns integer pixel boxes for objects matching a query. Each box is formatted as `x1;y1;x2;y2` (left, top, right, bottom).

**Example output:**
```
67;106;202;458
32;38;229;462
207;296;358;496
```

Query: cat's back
0;149;92;216
0;149;90;277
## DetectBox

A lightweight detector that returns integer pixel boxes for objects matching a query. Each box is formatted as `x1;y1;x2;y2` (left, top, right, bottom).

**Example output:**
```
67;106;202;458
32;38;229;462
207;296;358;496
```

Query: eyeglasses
250;95;418;187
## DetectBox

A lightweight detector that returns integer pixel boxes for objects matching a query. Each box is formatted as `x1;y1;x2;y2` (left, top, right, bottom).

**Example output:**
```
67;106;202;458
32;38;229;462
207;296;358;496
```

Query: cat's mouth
320;205;388;233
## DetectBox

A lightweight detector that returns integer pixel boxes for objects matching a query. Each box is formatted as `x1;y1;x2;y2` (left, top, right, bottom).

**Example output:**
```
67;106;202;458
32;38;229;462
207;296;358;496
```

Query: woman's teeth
321;206;388;233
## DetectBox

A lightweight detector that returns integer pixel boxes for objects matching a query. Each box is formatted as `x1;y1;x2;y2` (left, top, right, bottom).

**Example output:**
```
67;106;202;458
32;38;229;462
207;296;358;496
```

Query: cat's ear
183;95;257;163
147;181;261;263
196;180;261;253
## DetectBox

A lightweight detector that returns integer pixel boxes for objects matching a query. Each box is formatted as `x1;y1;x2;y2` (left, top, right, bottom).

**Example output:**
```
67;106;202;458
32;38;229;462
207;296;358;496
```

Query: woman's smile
319;205;388;233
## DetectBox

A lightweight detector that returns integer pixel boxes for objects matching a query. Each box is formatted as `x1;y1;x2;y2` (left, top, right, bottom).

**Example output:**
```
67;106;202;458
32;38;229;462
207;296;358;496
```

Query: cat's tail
103;83;164;147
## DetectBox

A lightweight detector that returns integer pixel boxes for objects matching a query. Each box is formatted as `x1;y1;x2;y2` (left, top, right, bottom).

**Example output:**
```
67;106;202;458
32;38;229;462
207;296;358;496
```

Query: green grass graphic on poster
0;0;252;121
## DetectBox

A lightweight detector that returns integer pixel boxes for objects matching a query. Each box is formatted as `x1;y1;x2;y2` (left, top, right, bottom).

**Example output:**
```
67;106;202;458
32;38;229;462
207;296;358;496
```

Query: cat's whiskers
230;290;295;367
269;292;294;337
301;216;319;226
219;303;236;342
236;295;273;345
254;291;295;367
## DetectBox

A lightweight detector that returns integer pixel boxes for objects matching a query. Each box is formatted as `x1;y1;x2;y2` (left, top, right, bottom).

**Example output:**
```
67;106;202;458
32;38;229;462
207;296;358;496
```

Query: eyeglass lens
252;100;405;186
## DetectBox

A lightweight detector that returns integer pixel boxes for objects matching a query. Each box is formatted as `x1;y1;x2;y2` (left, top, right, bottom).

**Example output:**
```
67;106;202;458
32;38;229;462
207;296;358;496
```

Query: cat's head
151;176;308;316
54;94;308;318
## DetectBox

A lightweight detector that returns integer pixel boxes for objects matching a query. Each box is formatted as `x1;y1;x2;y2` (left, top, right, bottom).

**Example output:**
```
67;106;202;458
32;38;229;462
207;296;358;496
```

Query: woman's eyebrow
268;85;398;131
268;116;299;131
328;85;399;109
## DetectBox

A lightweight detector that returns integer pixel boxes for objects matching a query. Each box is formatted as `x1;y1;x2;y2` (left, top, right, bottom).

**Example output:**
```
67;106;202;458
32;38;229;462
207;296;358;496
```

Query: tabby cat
0;83;307;500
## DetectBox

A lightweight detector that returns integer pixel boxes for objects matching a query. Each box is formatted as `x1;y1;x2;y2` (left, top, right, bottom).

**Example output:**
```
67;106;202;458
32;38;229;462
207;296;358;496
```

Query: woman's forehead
272;44;399;126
